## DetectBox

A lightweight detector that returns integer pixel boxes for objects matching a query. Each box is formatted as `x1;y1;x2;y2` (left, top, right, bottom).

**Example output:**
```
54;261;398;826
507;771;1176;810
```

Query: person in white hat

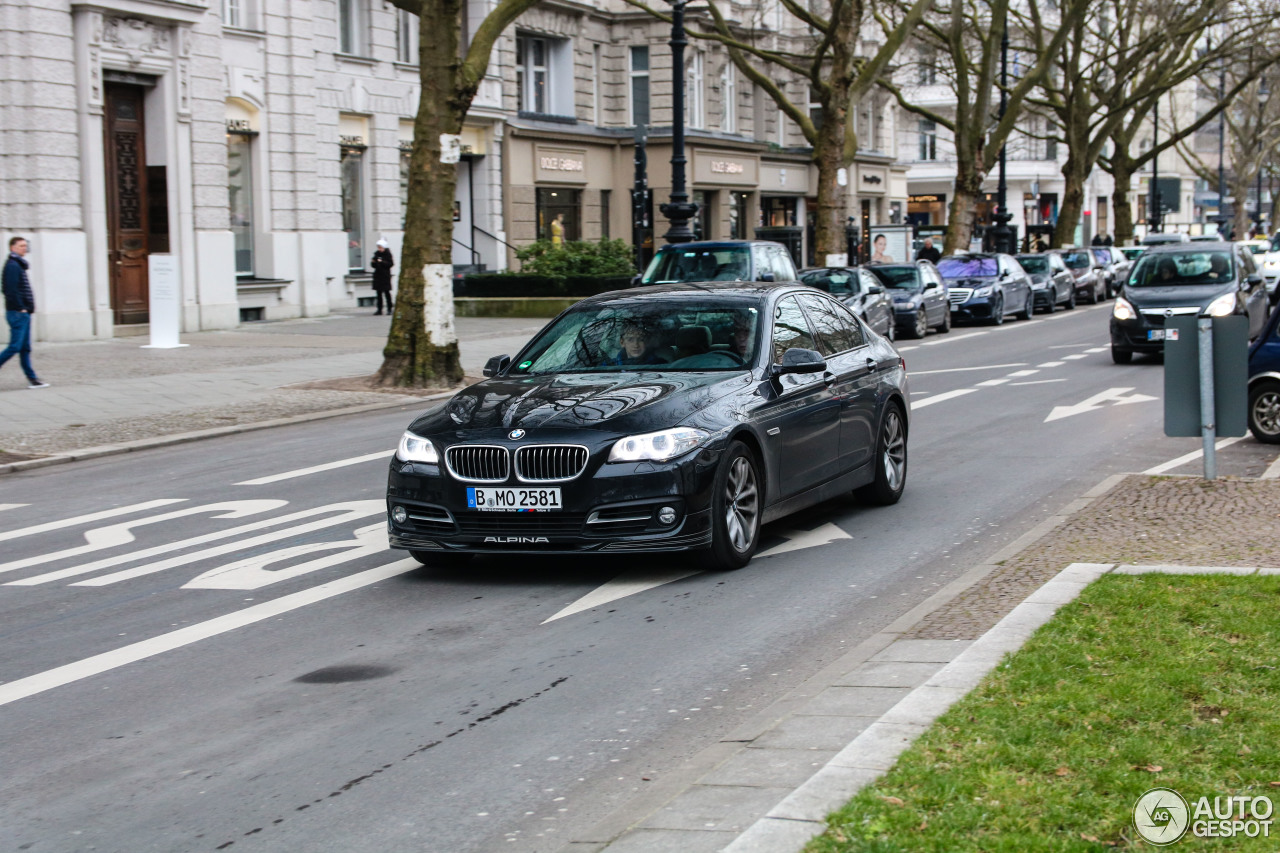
371;238;394;315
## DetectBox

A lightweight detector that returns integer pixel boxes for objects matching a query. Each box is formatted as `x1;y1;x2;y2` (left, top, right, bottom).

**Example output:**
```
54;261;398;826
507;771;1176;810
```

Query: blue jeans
0;310;36;381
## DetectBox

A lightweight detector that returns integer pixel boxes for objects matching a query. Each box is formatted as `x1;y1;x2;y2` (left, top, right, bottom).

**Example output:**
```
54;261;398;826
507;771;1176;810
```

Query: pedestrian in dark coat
1;236;48;388
371;238;394;315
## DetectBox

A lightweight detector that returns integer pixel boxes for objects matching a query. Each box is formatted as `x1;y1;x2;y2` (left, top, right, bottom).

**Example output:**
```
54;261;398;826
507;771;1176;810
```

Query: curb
0;390;455;477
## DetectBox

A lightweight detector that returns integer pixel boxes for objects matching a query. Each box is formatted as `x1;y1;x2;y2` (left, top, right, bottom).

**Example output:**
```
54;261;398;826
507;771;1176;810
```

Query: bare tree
626;0;933;260
881;0;1083;253
376;0;540;389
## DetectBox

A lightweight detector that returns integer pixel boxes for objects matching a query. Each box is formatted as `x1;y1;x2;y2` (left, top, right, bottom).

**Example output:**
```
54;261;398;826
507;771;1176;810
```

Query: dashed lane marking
1010;378;1068;386
1037;361;1065;368
1061;354;1088;360
976;378;1011;387
234;451;392;486
912;389;979;409
909;363;1026;376
1007;370;1040;378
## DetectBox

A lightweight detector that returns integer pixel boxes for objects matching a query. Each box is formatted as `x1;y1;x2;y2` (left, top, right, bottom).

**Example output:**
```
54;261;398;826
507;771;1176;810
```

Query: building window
337;0;365;55
536;188;581;242
396;8;417;64
227;129;255;275
729;191;749;239
399;142;412;227
720;61;736;133
687;50;705;129
761;197;797;227
341;142;366;270
918;119;937;161
918;51;937;85
692;190;709;241
630;46;650;127
223;0;242;28
808;87;823;131
856;98;877;152
600;189;611;239
517;34;548;114
591;44;601;125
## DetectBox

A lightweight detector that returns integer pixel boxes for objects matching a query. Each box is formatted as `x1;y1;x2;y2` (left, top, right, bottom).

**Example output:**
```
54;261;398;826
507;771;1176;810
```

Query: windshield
1129;251;1235;287
510;299;761;374
1016;256;1048;274
1060;251;1092;270
1248;242;1269;255
801;269;857;295
1092;249;1112;264
865;265;921;289
1121;248;1145;260
641;246;751;284
937;257;998;278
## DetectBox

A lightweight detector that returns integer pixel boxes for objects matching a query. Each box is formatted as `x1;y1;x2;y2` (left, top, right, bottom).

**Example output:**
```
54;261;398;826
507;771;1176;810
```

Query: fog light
657;506;677;525
392;505;408;524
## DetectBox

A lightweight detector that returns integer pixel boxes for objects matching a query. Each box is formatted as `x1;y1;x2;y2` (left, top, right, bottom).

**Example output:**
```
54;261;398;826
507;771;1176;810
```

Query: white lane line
0;500;185;544
543;567;702;624
976;378;1010;387
912;388;978;409
895;345;921;352
0;504;29;512
1263;453;1280;480
1049;343;1101;349
921;331;989;346
1086;347;1108;353
1143;437;1246;475
910;363;1026;376
0;558;418;708
1007;370;1040;378
1062;354;1088;360
1037;361;1065;368
235;451;392;486
1010;378;1069;386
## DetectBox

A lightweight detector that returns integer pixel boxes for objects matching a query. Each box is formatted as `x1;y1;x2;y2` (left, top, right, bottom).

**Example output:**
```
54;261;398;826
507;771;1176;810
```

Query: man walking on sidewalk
1;236;49;388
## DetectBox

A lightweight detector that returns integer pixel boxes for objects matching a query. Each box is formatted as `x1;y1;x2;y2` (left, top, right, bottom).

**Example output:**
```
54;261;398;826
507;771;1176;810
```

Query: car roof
1141;241;1235;254
574;281;800;306
654;240;781;251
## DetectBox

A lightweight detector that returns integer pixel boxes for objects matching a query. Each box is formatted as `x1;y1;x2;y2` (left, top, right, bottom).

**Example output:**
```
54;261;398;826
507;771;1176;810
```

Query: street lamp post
1150;97;1162;233
659;0;699;244
989;18;1015;254
1215;40;1227;235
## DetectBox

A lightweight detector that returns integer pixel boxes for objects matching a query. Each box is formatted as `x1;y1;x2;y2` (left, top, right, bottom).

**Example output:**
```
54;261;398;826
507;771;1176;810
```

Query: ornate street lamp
989;18;1015;254
659;0;699;244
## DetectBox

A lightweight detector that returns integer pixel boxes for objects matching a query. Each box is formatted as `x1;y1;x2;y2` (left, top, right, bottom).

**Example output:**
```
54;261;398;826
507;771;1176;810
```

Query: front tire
935;305;952;333
706;442;762;569
1043;288;1057;314
856;404;908;505
1249;380;1280;444
988;295;1005;325
1111;347;1133;365
1065;286;1076;310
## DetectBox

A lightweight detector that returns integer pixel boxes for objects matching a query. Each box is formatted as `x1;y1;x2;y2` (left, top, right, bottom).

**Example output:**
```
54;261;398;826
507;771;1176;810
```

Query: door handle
823;371;836;386
866;358;878;371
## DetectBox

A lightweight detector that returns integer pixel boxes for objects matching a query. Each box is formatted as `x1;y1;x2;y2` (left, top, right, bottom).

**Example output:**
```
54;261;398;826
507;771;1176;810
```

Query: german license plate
1147;329;1166;341
467;487;562;512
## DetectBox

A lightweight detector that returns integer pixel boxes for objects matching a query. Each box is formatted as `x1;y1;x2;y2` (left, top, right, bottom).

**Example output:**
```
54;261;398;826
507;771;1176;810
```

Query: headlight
1264;259;1280;269
1112;297;1137;321
973;285;994;297
608;427;710;463
1204;293;1237;317
396;431;439;464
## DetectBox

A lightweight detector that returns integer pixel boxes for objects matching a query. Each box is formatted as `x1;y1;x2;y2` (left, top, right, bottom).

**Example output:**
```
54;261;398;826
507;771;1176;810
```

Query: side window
830;299;867;348
772;247;797;281
753;246;772;281
1049;254;1065;273
858;271;878;293
799;293;864;356
772;295;816;362
1239;248;1258;275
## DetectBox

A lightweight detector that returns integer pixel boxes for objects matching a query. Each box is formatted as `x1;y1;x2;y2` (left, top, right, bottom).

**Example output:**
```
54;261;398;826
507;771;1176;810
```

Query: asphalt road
1;301;1274;853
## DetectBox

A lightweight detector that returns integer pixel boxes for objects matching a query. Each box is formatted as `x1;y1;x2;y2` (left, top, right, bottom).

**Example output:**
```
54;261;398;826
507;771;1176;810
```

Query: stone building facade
0;0;906;343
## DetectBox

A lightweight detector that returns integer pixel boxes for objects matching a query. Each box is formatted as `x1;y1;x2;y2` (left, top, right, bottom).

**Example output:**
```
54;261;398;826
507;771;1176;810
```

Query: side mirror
758;271;776;282
924;280;939;290
483;354;511;377
631;274;642;287
769;347;827;378
1247;273;1264;288
1000;269;1010;279
867;284;884;295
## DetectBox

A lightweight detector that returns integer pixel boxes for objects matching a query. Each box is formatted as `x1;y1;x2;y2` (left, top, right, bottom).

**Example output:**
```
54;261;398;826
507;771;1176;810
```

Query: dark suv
638;241;798;285
937;253;1034;325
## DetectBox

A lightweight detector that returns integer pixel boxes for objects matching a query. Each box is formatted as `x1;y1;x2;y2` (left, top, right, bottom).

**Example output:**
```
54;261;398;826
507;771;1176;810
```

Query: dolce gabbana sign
535;146;589;183
693;150;758;186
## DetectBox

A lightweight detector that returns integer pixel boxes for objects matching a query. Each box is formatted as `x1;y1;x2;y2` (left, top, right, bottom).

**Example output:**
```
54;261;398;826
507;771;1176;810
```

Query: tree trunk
811;88;851;262
1111;158;1136;247
944;162;984;255
1053;150;1089;248
1232;168;1252;240
376;0;466;389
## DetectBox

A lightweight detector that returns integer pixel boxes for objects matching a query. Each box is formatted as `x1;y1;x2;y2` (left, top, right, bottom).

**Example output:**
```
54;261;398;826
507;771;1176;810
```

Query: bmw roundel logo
509;429;526;440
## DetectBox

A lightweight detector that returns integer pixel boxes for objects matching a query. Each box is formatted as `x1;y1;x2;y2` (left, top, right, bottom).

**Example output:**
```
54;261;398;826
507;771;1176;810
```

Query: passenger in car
610;321;663;366
1205;254;1231;281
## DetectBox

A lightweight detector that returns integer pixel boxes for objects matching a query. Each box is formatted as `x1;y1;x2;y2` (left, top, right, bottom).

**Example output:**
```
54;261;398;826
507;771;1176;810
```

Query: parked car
1014;251;1076;313
386;283;910;570
1189;234;1223;242
1120;246;1146;262
1142;232;1190;245
1258;237;1280;304
863;261;951;338
637;240;798;286
799;267;895;340
1058;248;1109;304
938;254;1034;324
1092;246;1132;298
1248;299;1280;443
1110;242;1271;364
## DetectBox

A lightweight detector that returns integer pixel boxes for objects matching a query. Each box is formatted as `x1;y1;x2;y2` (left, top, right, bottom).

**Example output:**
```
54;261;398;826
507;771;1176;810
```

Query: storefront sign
535;146;589;183
540;155;584;172
909;194;943;203
759;160;809;193
858;166;888;194
693;150;758;186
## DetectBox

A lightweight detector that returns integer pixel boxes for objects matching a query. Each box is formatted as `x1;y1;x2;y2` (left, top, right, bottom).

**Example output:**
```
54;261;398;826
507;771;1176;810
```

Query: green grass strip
806;574;1280;851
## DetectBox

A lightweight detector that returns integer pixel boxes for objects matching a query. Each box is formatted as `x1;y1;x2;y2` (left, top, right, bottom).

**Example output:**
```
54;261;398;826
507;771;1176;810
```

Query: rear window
937;257;998;278
1016;256;1048;274
1060;251;1092;269
641;247;751;284
866;266;922;289
800;269;857;295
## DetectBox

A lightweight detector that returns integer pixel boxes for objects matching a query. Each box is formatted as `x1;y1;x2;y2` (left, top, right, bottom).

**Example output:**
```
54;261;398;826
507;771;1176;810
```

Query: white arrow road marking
1045;387;1158;423
912;388;978;409
0;504;29;512
0;558;419;708
0;500;184;544
234;451;392;486
542;568;703;624
183;522;385;590
756;522;853;559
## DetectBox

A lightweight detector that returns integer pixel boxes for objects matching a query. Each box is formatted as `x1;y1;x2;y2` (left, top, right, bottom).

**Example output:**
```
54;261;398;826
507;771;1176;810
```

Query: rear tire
856;404;908;505
1043;289;1057;314
409;550;473;568
706;442;762;570
1065;287;1076;310
1111;347;1133;365
1016;292;1034;321
1248;380;1280;444
935;305;952;333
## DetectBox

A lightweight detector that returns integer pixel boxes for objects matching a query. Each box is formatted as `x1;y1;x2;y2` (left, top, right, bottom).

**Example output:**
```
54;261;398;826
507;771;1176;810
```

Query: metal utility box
1163;314;1247;437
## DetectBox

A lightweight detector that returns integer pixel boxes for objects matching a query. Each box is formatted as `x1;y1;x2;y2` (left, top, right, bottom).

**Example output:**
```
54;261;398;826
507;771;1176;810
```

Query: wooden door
104;83;150;325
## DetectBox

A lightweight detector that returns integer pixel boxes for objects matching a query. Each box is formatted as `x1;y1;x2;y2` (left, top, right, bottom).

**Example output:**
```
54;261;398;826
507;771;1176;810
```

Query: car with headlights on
387;283;910;570
799;267;896;340
1109;242;1271;364
863;261;951;337
937;253;1034;325
1014;251;1076;312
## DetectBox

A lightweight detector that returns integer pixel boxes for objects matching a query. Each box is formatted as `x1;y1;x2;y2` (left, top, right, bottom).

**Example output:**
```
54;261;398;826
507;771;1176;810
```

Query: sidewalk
0;313;544;461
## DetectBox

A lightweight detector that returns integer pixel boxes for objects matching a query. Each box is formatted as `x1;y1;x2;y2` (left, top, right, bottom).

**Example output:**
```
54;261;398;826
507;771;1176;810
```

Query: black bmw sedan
386;283;910;570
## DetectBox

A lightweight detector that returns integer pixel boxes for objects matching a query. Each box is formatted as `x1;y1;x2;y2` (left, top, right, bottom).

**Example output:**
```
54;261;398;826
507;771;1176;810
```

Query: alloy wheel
1252;387;1280;440
724;456;759;552
881;410;907;492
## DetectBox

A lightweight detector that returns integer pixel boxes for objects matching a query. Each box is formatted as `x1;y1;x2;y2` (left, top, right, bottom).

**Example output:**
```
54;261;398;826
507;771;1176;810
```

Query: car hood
943;278;996;289
408;371;748;438
1026;272;1051;285
1067;268;1093;279
1122;282;1237;309
889;289;922;302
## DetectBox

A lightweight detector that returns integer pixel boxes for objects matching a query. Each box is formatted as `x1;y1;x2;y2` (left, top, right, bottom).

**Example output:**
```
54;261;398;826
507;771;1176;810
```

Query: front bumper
1031;285;1055;308
1110;315;1177;353
949;293;999;321
385;443;722;555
